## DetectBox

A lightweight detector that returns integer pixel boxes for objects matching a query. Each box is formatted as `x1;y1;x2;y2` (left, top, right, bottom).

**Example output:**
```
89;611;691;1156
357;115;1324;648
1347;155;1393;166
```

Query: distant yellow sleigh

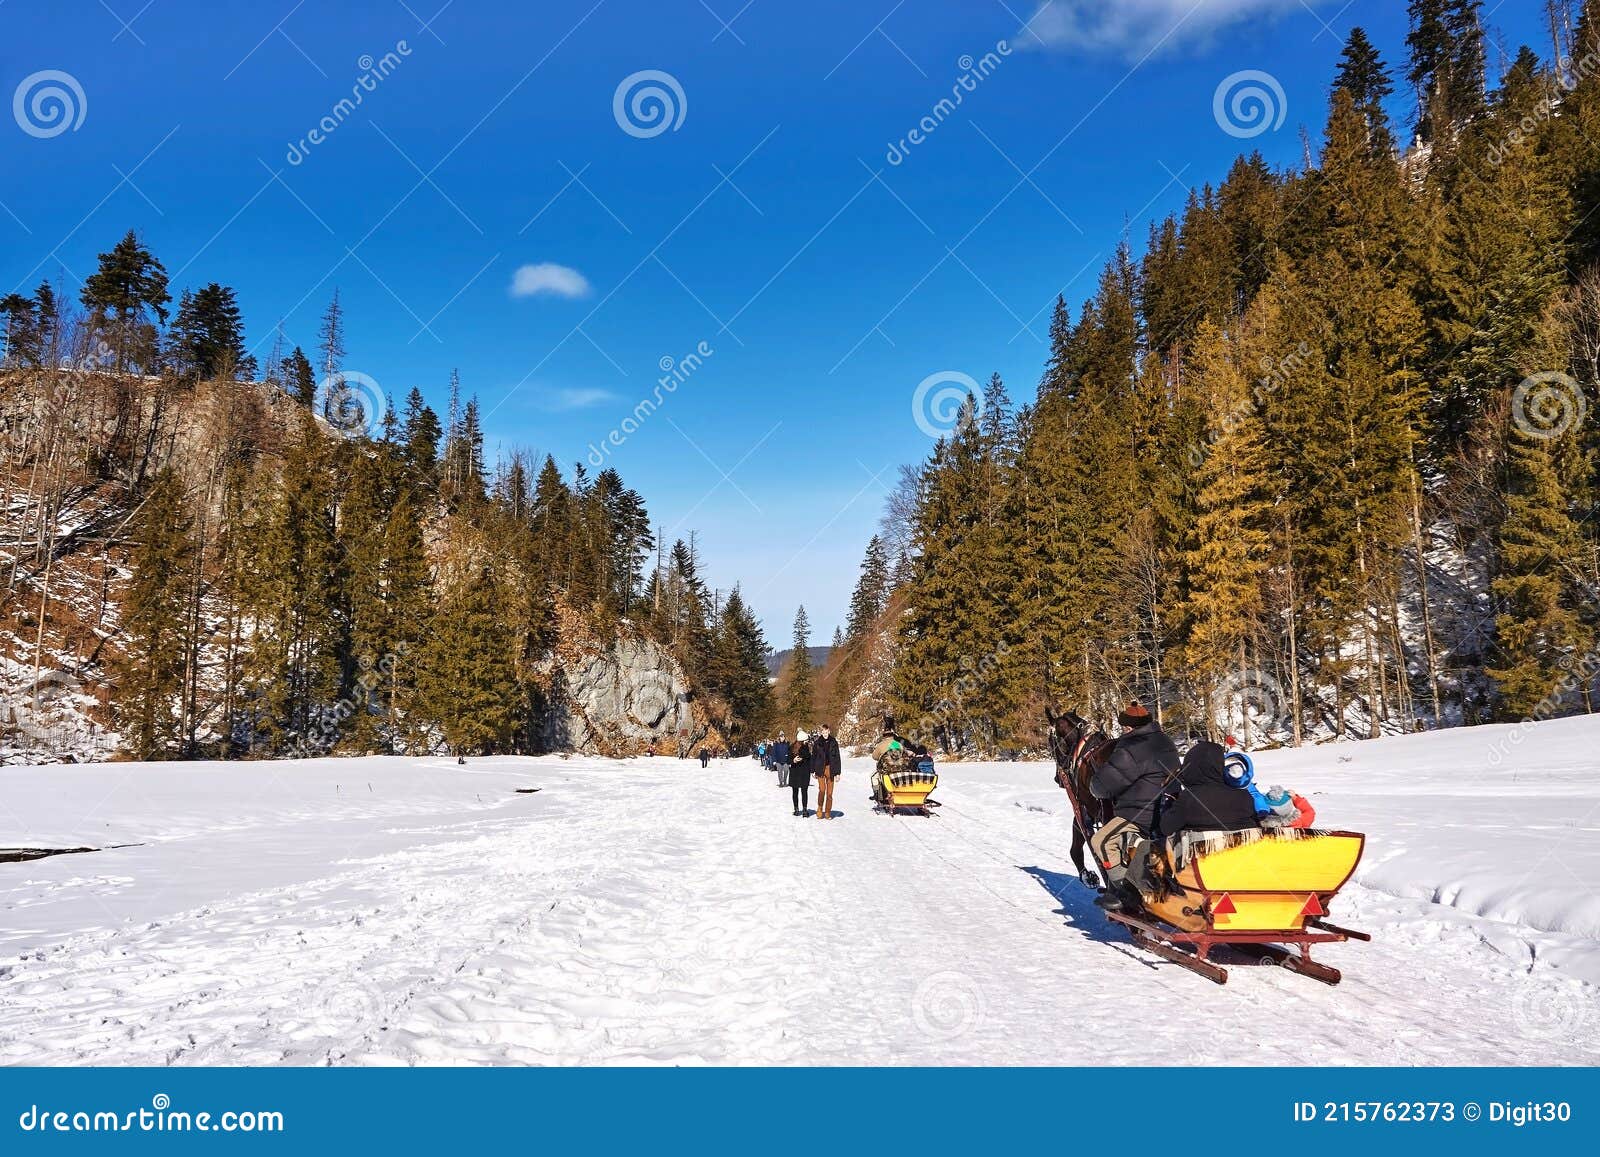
875;767;939;816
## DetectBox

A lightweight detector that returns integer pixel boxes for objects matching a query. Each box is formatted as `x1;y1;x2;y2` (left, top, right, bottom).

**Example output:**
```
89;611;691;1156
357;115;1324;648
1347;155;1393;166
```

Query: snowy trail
2;746;1597;1065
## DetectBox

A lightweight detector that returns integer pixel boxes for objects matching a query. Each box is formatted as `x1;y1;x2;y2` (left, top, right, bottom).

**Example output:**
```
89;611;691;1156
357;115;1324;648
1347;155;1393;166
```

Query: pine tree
420;563;518;754
282;347;316;407
707;586;775;744
1181;319;1275;734
382;488;433;749
80;229;170;371
783;606;815;727
845;535;891;640
1428;49;1568;453
400;387;443;483
115;468;194;759
1488;433;1587;716
1409;0;1486;145
168;282;251;380
240;411;344;750
0;293;38;365
32;282;58;360
318;290;345;385
1335;27;1397;153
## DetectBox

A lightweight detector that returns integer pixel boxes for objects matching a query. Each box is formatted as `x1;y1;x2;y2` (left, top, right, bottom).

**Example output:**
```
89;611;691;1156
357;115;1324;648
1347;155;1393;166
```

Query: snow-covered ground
1;718;1597;1065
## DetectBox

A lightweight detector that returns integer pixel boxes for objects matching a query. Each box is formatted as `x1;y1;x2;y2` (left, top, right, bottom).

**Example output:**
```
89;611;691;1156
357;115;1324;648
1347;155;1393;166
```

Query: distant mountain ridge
765;646;832;679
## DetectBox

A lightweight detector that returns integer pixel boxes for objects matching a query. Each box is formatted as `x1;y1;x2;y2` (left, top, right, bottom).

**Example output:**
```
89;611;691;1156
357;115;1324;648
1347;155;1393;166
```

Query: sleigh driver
1088;702;1178;913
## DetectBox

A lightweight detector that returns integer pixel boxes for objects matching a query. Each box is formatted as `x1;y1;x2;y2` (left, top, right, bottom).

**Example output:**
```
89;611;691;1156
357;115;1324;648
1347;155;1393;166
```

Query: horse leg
1071;823;1100;889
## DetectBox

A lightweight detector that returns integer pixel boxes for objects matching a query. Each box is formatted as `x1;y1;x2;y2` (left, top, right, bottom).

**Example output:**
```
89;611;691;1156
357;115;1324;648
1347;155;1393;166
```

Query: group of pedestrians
757;725;842;818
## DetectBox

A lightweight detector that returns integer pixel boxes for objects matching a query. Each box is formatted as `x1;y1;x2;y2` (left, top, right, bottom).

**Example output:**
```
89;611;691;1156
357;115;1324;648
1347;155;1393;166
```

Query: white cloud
510;262;591;299
539;387;617;411
1018;0;1330;60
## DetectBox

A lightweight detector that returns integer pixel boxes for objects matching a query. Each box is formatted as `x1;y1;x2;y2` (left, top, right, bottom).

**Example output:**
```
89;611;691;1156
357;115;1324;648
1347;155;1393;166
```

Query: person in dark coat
699;748;711;769
1159;739;1259;837
1088;702;1179;911
813;724;843;820
773;732;790;786
789;731;813;816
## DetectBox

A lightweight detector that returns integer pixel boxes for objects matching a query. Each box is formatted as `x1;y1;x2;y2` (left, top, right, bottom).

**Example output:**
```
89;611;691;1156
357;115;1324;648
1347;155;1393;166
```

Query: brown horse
1044;706;1117;888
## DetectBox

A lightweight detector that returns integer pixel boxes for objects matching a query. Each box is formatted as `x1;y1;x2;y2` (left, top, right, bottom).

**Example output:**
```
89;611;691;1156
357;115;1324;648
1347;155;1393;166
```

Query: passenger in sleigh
1159;738;1260;838
1155;737;1263;874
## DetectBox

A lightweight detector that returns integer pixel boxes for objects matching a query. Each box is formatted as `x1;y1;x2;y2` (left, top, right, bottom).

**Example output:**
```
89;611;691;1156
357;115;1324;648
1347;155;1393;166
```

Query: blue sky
0;0;1544;643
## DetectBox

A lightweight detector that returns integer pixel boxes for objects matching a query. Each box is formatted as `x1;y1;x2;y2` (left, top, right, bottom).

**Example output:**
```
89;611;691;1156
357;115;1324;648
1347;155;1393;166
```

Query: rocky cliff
536;606;713;758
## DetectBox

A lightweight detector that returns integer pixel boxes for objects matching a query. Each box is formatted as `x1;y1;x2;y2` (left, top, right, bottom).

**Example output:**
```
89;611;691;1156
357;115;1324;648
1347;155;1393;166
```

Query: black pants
791;781;809;812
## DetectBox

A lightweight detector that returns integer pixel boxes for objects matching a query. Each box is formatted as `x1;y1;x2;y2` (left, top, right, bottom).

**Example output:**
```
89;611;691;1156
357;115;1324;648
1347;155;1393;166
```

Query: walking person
699;747;711;769
789;730;812;816
814;723;842;820
773;732;790;787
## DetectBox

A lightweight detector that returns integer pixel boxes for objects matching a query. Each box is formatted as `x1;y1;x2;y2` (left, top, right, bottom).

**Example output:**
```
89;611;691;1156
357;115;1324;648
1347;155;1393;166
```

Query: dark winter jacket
1158;740;1259;837
1089;722;1180;831
789;740;813;786
699;750;711;768
772;741;791;766
814;734;842;777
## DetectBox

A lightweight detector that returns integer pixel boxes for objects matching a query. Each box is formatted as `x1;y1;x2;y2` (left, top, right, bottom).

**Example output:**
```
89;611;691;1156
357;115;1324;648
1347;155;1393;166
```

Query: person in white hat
789;730;813;816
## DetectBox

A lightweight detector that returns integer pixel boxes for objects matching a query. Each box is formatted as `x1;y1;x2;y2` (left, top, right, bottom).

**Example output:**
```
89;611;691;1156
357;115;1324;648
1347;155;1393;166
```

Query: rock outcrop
537;612;709;757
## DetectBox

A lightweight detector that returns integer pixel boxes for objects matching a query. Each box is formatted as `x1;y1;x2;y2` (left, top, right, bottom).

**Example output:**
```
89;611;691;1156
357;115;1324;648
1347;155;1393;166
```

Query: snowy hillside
1;717;1597;1065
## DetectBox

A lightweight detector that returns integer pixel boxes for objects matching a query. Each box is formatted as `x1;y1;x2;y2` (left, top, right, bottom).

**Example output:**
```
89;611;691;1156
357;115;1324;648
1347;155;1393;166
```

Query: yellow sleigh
1108;828;1369;985
876;766;940;815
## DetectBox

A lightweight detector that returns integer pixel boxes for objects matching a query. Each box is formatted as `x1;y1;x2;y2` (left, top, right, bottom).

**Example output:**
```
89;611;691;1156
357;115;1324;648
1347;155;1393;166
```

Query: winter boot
1093;870;1129;910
